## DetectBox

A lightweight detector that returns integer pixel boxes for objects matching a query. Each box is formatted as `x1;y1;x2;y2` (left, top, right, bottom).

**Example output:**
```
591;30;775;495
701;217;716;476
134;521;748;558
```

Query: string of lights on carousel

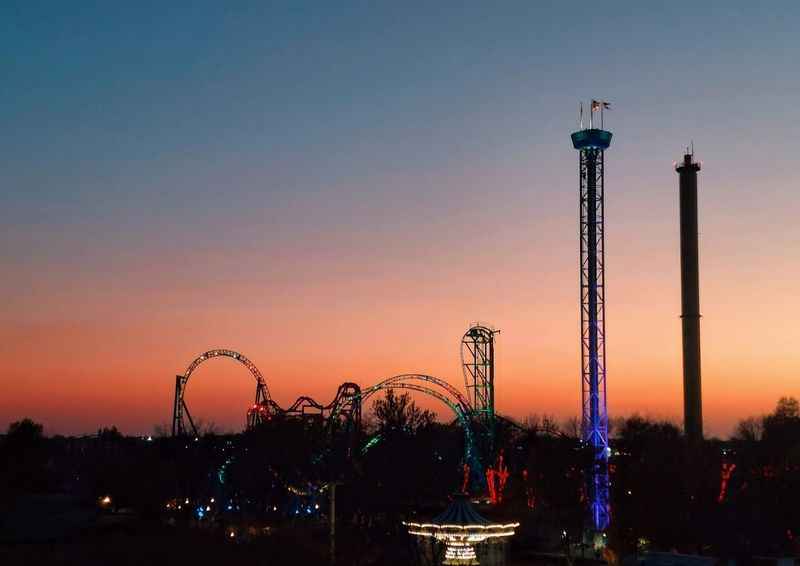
404;496;519;566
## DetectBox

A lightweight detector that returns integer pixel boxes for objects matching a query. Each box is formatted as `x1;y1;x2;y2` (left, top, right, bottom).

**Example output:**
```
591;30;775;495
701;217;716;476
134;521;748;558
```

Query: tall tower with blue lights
571;102;612;532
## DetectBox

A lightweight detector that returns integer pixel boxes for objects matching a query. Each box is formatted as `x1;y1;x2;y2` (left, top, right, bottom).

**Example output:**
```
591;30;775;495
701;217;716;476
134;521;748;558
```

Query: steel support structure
461;325;497;426
172;349;269;436
572;127;612;532
171;347;483;486
173;349;365;465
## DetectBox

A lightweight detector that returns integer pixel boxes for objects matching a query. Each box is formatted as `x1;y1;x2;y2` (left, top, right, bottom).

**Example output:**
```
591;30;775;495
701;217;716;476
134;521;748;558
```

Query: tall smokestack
675;151;703;442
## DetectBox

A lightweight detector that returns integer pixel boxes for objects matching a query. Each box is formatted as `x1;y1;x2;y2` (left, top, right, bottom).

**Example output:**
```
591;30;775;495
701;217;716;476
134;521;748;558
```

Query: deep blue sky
4;1;798;237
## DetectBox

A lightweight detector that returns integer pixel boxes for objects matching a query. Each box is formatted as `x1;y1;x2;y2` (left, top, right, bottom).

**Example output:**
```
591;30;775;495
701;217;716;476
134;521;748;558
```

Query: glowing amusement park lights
404;497;519;565
444;540;478;564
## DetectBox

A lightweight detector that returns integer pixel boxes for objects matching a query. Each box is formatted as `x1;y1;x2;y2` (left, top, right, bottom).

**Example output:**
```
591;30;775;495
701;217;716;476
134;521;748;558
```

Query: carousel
404;496;519;565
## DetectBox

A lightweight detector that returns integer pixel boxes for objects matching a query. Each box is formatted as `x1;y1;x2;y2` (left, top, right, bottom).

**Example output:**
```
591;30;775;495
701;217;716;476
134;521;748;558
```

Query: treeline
515;398;800;557
1;395;799;560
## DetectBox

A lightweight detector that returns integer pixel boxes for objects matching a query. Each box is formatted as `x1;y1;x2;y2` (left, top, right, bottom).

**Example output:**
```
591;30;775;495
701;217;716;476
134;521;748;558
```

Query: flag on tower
592;99;611;111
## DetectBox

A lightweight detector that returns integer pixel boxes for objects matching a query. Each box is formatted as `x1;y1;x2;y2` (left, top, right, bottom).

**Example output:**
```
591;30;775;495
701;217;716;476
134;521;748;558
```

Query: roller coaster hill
170;324;539;501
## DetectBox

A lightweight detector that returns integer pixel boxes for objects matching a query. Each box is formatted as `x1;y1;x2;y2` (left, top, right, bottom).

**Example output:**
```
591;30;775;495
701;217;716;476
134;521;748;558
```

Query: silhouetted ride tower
571;117;612;532
676;151;703;443
461;325;498;431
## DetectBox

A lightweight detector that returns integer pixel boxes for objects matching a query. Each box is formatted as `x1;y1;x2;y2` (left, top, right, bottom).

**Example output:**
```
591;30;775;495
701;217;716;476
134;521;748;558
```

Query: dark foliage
2;397;800;562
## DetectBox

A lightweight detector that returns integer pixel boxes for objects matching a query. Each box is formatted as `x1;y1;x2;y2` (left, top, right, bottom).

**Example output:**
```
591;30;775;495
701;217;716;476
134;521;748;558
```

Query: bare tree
523;414;563;436
152;423;170;438
733;416;763;442
371;389;434;435
561;416;581;439
522;414;541;432
774;396;799;419
540;415;560;435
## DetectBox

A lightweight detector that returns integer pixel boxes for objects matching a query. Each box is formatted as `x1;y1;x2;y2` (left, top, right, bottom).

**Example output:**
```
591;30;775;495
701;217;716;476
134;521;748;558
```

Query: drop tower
571;102;612;532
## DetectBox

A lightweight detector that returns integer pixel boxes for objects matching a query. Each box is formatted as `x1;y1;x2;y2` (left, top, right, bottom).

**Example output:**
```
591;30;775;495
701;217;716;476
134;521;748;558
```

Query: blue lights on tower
571;123;612;532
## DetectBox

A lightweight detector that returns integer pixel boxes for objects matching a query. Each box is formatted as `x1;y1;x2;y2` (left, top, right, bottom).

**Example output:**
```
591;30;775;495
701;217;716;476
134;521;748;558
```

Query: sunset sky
2;2;798;437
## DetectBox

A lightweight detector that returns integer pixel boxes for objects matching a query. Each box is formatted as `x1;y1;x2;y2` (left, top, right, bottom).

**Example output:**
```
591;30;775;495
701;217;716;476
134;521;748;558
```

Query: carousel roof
430;496;491;527
404;495;518;533
404;496;519;565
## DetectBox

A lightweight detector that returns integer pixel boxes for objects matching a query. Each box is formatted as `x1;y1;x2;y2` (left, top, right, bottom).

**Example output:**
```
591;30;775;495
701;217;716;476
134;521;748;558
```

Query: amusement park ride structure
171;324;500;485
168;106;631;540
572;100;612;532
461;325;499;438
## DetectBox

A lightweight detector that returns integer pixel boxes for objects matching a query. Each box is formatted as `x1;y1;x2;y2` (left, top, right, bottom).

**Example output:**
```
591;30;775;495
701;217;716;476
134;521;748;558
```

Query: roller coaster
171;324;499;486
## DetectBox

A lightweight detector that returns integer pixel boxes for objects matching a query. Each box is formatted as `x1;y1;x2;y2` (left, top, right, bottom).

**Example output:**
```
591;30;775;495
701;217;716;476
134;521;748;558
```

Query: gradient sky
2;1;799;437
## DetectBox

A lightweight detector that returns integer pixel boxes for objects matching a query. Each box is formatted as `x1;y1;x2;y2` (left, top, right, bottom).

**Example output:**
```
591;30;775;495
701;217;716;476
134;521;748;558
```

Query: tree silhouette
1;418;47;494
371;389;435;437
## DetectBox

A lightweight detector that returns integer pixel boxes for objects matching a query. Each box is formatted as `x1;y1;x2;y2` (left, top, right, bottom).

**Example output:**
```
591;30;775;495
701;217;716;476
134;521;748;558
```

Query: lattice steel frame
172;349;269;437
173;350;364;460
579;145;610;531
461;325;497;425
247;382;363;457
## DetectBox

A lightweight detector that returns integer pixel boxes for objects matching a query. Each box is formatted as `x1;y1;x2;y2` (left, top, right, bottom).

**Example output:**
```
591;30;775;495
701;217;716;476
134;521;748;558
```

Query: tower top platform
675;152;701;172
571;129;612;150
